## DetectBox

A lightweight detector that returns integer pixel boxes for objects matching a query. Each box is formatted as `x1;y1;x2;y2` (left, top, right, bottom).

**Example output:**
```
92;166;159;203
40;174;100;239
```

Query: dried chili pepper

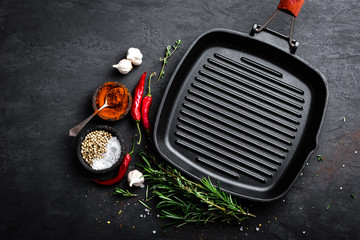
92;139;135;186
141;72;156;135
131;72;147;144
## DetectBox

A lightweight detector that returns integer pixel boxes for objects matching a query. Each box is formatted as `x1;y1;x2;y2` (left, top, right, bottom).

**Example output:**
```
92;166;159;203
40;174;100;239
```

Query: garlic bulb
127;169;145;187
126;48;143;66
113;59;133;74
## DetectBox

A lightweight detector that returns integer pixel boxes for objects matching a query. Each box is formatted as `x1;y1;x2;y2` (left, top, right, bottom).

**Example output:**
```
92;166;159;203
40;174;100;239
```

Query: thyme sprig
157;39;181;81
138;151;254;227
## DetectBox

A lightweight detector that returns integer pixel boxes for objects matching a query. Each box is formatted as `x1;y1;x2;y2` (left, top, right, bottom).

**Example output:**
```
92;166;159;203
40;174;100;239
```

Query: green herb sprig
138;151;254;228
113;188;137;198
138;199;151;210
158;39;181;81
317;155;324;162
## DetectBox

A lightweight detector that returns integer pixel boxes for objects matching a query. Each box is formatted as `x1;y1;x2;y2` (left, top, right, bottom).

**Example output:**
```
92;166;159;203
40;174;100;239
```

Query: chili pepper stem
136;121;142;145
129;137;136;156
147;72;156;97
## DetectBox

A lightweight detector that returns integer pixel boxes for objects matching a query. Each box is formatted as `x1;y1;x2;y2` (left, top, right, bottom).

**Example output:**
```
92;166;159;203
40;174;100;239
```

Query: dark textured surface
0;0;359;239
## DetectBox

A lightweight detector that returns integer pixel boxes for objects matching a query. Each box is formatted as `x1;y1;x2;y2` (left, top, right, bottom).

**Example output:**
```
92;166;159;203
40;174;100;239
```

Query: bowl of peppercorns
77;125;124;173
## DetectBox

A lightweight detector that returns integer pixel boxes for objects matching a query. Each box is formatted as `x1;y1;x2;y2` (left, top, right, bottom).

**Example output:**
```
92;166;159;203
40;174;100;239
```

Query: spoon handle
69;103;108;137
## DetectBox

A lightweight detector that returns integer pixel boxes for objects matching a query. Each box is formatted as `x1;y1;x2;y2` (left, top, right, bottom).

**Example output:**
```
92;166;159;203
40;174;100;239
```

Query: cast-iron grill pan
153;2;328;202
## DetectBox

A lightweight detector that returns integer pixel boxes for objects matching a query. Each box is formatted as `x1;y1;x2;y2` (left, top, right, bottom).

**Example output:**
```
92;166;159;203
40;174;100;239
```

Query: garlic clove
127;169;145;187
129;181;144;188
126;48;143;66
113;59;133;74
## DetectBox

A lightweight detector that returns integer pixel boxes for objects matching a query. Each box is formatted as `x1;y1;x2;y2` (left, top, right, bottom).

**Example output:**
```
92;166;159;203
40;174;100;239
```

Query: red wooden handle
277;0;305;17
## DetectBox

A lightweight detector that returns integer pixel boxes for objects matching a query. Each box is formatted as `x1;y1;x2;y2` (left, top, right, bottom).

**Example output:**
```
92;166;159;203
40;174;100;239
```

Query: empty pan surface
153;28;328;202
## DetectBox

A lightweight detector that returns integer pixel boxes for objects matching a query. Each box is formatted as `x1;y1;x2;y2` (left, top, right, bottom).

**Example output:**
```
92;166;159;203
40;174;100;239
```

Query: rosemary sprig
113;188;137;198
138;151;254;227
157;39;181;81
146;185;149;201
138;199;151;210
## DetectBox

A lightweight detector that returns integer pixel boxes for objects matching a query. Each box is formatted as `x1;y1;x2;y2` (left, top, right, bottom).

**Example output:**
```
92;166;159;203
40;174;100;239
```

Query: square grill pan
153;29;328;202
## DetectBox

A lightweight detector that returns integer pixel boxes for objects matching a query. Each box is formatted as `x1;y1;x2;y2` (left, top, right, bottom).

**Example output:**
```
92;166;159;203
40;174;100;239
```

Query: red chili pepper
131;72;147;144
141;72;156;135
92;139;135;186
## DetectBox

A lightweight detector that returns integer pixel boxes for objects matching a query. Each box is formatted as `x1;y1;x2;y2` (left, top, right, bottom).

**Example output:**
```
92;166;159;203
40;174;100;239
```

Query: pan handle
249;0;305;54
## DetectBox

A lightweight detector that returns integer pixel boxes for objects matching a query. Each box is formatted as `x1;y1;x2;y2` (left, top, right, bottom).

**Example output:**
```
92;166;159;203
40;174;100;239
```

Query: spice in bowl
93;82;132;121
81;130;122;170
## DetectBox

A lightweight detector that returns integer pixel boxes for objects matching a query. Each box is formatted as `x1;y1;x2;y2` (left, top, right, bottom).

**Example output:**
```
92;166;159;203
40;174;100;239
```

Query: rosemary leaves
138;151;254;227
113;188;137;198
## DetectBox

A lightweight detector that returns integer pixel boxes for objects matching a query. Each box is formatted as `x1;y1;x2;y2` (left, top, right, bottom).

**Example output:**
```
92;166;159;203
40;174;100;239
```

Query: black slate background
1;0;359;239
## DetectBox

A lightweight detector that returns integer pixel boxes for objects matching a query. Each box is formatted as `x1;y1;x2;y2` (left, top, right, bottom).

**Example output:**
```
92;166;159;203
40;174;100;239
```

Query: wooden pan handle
277;0;305;17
